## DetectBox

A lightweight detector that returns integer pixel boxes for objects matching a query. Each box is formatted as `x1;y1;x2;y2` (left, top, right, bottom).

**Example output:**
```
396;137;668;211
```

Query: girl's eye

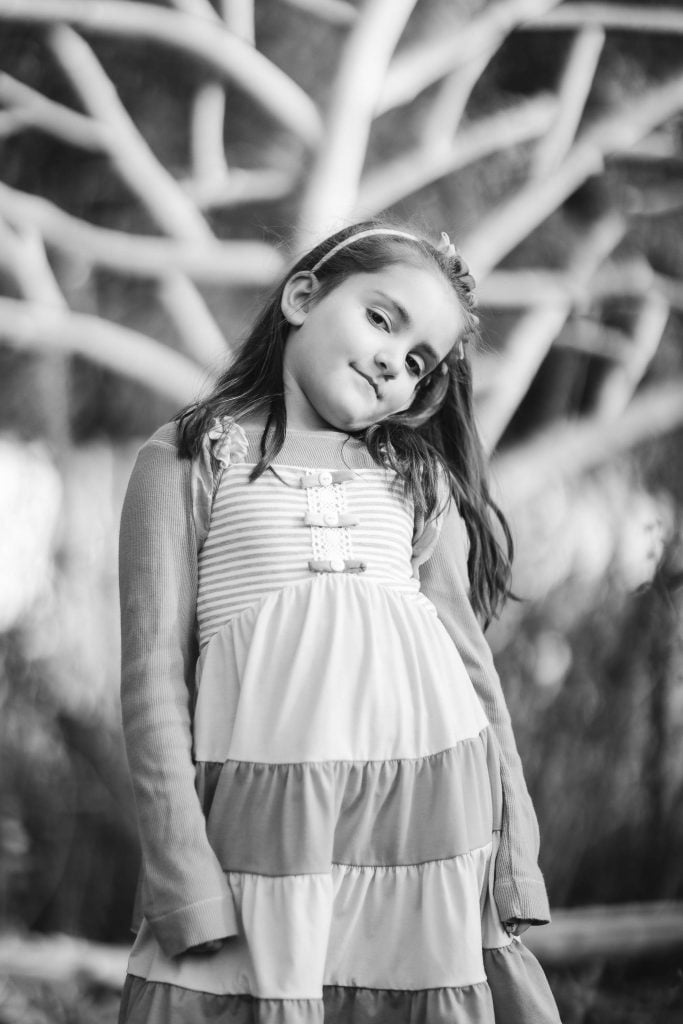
406;353;425;378
367;308;390;331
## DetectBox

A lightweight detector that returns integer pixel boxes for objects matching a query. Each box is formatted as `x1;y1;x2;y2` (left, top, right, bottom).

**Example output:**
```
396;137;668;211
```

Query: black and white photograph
0;2;682;1022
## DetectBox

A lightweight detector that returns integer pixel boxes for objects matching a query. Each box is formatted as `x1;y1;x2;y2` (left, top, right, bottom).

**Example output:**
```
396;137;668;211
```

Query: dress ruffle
193;575;489;764
484;942;562;1023
120;936;561;1023
127;845;507;997
119;975;497;1024
196;735;502;875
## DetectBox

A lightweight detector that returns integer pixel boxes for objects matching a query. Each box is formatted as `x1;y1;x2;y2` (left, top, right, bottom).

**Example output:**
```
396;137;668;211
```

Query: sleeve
119;436;239;957
418;499;551;925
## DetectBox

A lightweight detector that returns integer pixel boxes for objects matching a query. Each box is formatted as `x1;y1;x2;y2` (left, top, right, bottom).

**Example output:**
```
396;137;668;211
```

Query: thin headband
309;228;420;273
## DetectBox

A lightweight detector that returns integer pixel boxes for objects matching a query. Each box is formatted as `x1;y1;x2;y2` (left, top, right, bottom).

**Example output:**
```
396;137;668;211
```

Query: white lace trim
307;480;354;564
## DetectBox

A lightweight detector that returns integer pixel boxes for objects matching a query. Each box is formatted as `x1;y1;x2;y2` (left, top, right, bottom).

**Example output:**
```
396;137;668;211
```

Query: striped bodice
196;458;421;647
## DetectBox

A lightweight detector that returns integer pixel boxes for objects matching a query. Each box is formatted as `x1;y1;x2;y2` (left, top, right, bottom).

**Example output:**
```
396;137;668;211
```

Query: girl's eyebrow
373;290;412;329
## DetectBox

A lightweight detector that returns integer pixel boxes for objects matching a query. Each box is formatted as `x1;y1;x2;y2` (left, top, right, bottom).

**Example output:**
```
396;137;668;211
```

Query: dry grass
1;958;682;1024
549;957;683;1024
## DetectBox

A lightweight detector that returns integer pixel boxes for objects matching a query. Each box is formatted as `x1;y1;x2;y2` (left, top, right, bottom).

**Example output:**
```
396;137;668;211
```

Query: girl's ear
281;272;320;326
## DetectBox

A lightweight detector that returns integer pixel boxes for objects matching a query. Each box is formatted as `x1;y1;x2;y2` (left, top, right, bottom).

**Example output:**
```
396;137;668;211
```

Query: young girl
118;223;562;1024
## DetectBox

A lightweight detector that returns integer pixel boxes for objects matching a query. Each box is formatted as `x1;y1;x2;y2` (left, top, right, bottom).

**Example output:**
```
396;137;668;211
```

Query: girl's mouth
352;366;379;398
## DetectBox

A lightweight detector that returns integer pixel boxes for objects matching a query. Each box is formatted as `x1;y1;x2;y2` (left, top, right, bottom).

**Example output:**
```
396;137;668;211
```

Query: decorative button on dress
118;421;561;1024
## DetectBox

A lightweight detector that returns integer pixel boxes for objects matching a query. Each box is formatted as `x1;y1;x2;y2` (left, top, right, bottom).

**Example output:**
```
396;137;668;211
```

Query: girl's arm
418;500;551;927
119;428;238;957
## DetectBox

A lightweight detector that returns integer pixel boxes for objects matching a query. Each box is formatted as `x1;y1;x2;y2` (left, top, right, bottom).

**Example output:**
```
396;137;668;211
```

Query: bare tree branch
0;0;322;147
494;377;683;509
168;0;231;190
158;272;230;361
354;95;556;219
0;297;206;404
0;219;67;307
478;269;580;308
222;0;255;42
529;3;683;34
49;26;210;241
530;26;605;178
0;210;73;445
613;132;681;161
184;1;255;193
1;0;680;469
189;83;230;187
479;307;570;449
296;0;418;245
552;319;630;361
377;0;562;115
182;167;297;210
282;0;357;25
588;260;664;308
477;213;626;451
649;275;683;312
167;0;217;16
627;181;683;217
464;72;683;278
418;46;497;151
481;260;683;317
593;296;671;418
0;110;25;139
0;72;109;151
165;1;278;208
48;25;230;364
0;183;284;285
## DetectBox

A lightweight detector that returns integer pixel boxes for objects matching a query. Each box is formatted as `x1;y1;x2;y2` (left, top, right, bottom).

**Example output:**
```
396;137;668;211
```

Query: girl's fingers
187;939;224;954
505;920;532;937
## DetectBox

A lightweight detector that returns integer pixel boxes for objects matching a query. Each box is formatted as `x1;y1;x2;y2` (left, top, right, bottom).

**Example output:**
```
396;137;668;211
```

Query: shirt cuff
148;892;239;957
494;876;551;927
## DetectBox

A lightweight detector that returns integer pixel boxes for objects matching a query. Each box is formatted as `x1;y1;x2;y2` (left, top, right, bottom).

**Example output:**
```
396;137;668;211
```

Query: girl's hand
186;939;225;954
504;919;531;937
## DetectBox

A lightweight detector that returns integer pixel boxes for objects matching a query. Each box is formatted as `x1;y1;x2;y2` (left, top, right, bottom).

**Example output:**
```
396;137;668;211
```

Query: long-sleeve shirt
119;422;550;958
419;510;550;925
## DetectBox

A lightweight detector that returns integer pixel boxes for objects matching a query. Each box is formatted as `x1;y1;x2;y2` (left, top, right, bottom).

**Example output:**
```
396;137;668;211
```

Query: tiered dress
118;420;561;1024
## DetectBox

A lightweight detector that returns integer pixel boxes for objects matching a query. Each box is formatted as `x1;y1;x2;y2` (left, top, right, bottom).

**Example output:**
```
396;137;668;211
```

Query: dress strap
191;416;248;552
411;471;455;573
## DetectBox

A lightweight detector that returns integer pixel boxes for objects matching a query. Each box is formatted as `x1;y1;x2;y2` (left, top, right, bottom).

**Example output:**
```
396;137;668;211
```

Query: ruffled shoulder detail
206;416;249;468
191;417;249;552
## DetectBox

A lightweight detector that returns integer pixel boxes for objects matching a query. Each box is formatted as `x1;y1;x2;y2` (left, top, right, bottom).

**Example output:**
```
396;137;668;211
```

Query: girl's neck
238;414;353;438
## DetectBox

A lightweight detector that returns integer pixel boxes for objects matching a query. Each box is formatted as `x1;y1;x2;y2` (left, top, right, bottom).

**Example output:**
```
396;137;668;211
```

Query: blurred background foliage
0;7;682;1017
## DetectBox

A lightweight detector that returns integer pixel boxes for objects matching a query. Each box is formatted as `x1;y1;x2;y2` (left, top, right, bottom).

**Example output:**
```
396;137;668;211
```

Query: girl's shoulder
130;416;249;550
144;420;181;450
140;416;249;465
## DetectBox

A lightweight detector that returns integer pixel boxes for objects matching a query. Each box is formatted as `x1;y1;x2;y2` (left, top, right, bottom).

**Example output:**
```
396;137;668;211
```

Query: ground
0;956;682;1024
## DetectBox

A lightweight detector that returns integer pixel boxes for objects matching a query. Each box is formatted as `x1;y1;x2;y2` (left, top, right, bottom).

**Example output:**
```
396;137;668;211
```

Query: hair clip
437;232;457;259
437;231;473;282
437;231;477;318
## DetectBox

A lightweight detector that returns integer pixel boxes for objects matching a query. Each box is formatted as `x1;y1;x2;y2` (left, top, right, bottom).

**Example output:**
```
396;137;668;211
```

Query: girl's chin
312;405;375;434
322;412;382;433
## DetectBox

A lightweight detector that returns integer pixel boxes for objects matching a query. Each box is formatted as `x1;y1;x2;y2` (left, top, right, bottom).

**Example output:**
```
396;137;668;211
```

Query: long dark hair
176;221;512;625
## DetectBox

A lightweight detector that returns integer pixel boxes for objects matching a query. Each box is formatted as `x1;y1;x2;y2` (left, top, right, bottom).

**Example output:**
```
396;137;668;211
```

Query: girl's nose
374;350;399;377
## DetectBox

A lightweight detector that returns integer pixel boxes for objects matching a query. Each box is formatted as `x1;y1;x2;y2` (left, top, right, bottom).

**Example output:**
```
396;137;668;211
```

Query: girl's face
281;262;464;432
